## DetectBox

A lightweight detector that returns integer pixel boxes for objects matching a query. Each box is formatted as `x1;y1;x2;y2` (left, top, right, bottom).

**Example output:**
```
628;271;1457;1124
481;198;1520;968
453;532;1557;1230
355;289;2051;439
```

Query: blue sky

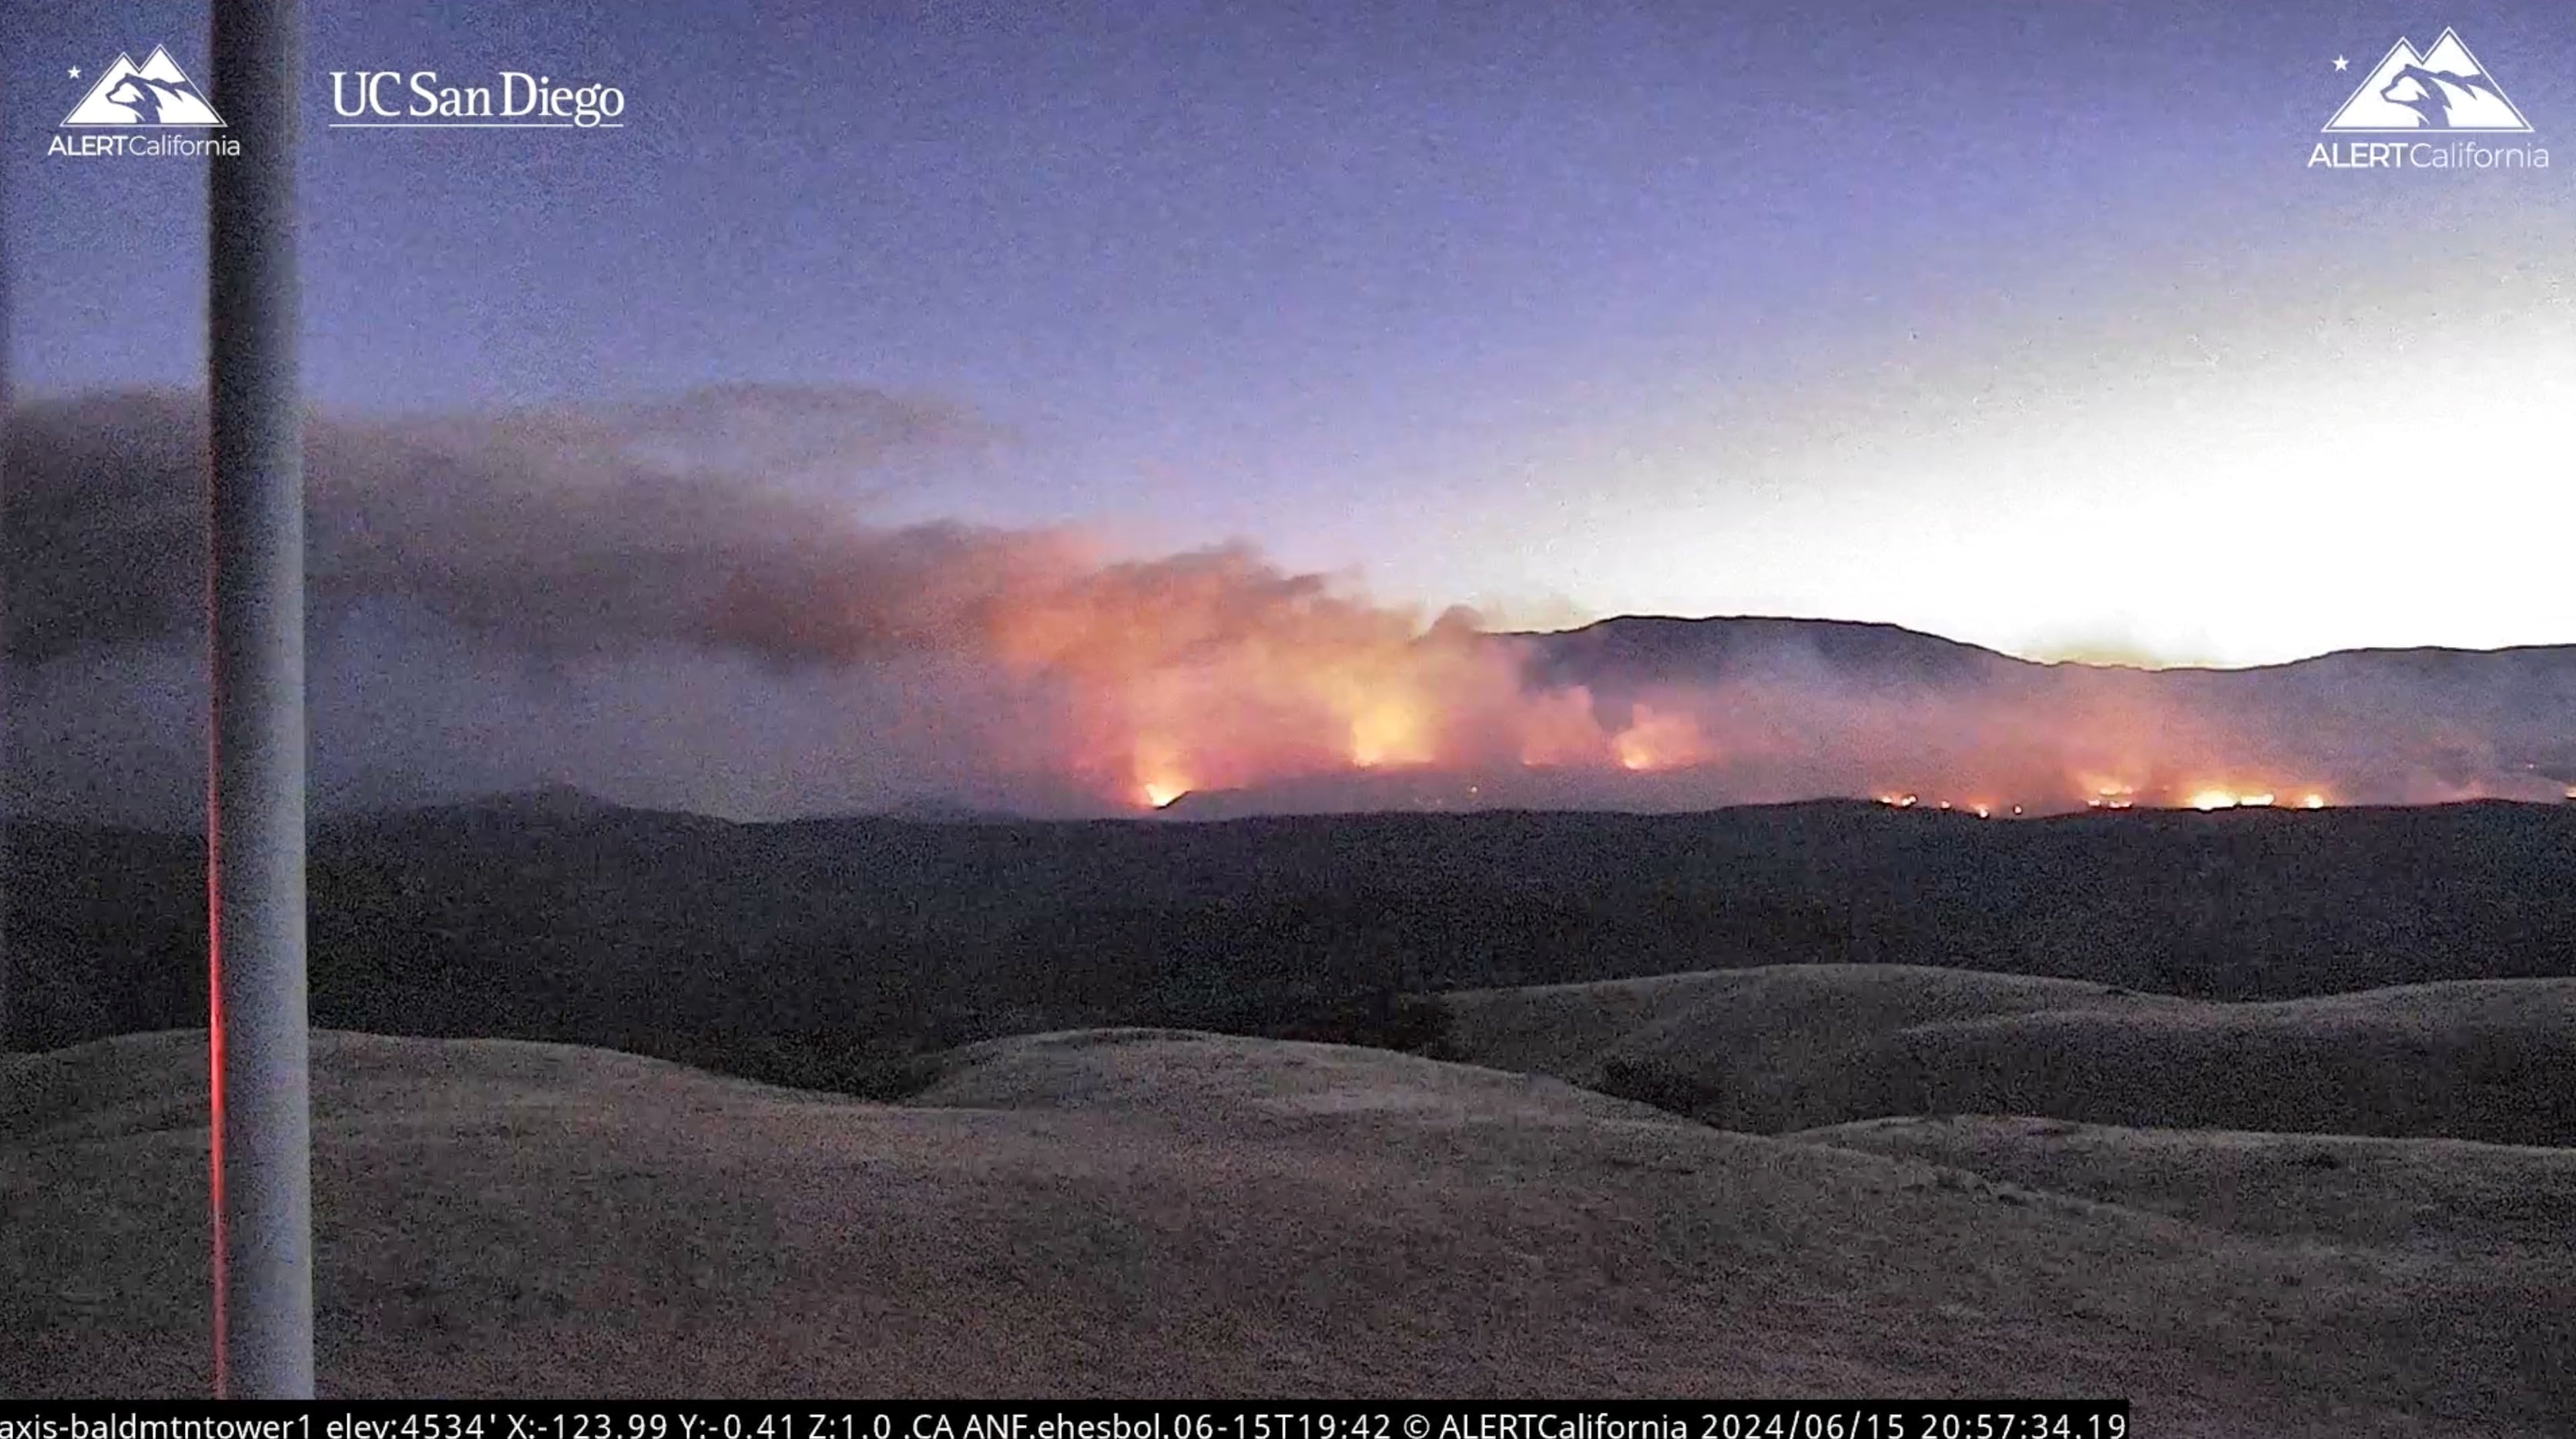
8;0;2574;664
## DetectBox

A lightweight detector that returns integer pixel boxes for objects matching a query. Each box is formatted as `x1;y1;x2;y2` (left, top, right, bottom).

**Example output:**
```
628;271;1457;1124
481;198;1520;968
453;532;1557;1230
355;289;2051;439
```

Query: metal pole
206;0;314;1400
1;58;15;1058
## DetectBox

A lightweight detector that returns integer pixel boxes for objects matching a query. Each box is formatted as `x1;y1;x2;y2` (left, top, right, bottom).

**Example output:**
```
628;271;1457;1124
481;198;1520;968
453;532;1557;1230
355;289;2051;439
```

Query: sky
6;0;2576;667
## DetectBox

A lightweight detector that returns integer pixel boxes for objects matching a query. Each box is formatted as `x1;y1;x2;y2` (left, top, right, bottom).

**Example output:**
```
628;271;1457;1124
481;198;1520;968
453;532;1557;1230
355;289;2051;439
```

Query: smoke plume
5;387;2570;827
2;387;1625;820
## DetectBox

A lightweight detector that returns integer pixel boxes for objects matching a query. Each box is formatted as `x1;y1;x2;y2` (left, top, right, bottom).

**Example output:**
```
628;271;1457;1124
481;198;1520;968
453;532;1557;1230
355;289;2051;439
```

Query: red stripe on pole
208;489;230;1403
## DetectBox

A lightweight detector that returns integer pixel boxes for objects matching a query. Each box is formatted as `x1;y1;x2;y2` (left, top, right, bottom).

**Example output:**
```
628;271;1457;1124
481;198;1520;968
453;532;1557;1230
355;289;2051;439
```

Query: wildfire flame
1856;778;2342;817
961;554;1760;810
1612;704;1712;772
2185;787;2299;811
16;392;2568;827
1131;734;1192;810
1348;698;1432;769
840;538;2550;819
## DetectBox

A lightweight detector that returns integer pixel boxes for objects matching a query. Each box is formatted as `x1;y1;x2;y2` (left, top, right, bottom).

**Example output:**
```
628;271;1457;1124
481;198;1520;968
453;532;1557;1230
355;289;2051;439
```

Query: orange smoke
760;534;2558;818
955;542;1702;807
1612;704;1714;772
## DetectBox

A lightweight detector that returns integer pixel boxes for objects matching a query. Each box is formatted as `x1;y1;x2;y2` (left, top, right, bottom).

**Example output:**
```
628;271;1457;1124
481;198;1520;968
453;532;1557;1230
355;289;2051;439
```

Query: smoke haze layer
5;388;2571;827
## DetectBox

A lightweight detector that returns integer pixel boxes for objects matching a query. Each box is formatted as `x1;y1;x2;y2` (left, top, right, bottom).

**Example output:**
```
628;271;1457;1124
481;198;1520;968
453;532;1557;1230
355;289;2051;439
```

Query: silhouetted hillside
8;797;2574;1095
1517;614;2028;694
1515;614;2576;706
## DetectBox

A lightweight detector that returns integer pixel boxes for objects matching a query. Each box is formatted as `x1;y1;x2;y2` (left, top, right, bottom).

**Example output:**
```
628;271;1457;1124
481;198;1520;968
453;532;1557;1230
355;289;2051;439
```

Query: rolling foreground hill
1434;965;2576;1144
1793;1115;2576;1253
3;1028;2567;1432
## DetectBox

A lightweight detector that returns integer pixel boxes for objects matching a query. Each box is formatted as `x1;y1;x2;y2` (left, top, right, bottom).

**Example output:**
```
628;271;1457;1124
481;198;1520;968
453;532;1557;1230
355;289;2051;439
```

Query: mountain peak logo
2323;29;2530;132
62;45;226;127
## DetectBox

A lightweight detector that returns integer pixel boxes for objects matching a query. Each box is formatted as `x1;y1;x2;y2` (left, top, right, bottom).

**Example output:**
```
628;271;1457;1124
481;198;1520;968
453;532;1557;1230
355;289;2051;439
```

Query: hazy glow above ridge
1399;246;2576;669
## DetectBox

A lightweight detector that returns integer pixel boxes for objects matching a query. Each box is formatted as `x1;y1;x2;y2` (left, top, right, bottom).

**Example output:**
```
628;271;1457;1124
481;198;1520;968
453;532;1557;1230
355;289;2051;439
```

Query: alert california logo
2309;28;2546;169
47;44;243;159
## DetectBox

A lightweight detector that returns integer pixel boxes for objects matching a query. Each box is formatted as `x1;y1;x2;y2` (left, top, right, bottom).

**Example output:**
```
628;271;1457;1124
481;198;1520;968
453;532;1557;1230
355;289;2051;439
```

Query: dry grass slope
1787;1116;2576;1421
1433;965;2576;1144
0;1028;2566;1434
1791;1115;2576;1253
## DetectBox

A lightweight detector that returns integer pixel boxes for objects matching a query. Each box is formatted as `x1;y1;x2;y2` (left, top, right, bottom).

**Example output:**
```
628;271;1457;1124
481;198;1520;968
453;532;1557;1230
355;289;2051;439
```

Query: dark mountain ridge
7;799;2572;1106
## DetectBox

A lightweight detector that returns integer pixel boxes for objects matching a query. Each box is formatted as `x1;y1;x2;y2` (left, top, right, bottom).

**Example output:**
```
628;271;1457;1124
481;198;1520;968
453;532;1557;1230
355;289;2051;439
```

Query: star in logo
2333;55;2349;72
68;65;81;79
